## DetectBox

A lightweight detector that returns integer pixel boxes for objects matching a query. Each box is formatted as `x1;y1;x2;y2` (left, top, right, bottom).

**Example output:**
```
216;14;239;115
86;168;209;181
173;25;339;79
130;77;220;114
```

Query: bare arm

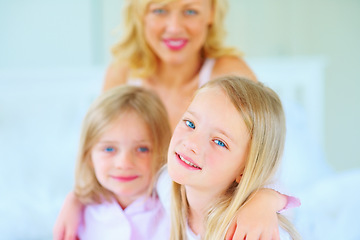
225;189;288;240
212;56;258;82
53;192;83;240
102;62;129;92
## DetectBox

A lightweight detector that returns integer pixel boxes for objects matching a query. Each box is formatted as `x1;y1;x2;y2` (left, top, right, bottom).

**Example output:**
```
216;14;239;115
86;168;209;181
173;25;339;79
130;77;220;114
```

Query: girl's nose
114;150;135;169
183;131;202;155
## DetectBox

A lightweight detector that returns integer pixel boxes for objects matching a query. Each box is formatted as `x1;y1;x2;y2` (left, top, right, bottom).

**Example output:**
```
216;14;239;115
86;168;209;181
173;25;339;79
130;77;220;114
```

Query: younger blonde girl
72;85;171;239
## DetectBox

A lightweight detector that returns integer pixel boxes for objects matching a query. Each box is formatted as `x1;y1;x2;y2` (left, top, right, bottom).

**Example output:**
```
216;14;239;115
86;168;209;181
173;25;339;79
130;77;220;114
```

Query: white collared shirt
78;194;169;240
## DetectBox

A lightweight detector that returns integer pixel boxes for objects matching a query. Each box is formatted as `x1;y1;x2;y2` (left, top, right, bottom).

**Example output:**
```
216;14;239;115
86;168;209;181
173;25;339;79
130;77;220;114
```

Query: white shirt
77;195;169;240
156;167;292;240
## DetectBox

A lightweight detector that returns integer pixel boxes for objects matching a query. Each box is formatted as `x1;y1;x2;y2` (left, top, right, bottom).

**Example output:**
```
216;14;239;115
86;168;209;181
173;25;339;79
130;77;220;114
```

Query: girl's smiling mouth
176;152;202;170
111;175;139;182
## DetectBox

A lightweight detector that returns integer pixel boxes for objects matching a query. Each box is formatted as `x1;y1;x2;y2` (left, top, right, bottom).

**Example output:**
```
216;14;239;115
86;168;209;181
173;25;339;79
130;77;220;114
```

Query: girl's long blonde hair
111;0;239;78
170;76;300;240
74;86;171;204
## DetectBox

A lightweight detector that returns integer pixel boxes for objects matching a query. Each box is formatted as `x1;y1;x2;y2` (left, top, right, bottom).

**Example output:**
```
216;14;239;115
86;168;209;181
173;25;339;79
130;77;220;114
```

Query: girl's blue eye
214;139;226;148
138;147;149;153
184;9;197;15
104;147;115;153
185;120;195;129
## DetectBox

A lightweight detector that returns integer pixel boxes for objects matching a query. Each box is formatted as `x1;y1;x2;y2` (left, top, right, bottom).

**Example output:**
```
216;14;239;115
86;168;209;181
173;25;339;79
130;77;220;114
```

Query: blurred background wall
1;0;359;171
224;0;360;171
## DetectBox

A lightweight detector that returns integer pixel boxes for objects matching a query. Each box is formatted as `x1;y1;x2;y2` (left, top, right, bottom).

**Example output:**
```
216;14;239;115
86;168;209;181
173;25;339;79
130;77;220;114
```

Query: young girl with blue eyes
71;85;172;239
166;76;301;239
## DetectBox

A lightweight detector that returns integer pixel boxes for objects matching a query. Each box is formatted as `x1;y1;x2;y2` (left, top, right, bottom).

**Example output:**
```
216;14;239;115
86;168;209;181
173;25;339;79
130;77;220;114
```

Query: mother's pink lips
163;39;188;50
111;175;139;182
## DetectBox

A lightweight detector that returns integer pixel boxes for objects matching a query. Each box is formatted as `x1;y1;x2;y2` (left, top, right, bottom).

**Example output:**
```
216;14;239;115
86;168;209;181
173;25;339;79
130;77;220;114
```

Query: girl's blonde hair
74;86;171;204
170;76;300;240
111;0;239;78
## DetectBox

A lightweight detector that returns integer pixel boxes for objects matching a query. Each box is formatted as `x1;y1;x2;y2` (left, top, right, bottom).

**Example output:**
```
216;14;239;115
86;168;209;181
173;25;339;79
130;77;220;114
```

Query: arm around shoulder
53;192;84;240
225;188;300;240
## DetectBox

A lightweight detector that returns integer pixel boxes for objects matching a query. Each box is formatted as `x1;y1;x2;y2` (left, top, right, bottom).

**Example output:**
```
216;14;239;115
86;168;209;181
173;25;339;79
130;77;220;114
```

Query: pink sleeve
278;195;301;213
264;179;301;212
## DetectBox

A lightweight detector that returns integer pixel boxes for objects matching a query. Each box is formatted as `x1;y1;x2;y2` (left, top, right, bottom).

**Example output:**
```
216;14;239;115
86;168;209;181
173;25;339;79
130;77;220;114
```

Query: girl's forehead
195;86;226;100
110;110;149;130
100;112;152;138
190;86;234;114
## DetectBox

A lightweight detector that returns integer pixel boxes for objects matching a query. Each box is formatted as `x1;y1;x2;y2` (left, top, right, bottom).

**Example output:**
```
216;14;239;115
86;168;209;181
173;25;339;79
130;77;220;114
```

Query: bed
0;57;359;239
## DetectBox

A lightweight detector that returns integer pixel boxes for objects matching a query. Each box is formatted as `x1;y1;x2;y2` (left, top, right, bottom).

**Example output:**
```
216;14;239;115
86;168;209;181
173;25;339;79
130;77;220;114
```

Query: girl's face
168;86;250;197
144;0;213;65
91;111;153;208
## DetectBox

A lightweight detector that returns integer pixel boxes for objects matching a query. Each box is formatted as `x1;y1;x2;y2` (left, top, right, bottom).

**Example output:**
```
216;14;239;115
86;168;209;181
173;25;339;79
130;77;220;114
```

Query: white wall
0;0;95;68
224;0;360;171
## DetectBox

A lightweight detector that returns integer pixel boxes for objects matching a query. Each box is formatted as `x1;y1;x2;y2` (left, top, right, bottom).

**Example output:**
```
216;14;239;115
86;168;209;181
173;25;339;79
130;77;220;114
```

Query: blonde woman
54;0;298;239
167;76;300;239
104;0;256;132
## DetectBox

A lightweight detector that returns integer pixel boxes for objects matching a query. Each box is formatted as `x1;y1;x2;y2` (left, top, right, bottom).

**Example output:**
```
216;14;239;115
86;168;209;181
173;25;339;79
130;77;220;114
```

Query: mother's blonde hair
112;0;239;78
74;85;171;204
170;76;300;239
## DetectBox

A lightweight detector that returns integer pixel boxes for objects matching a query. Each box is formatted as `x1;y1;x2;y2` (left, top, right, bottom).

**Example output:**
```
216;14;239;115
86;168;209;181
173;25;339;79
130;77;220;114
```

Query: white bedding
0;62;359;240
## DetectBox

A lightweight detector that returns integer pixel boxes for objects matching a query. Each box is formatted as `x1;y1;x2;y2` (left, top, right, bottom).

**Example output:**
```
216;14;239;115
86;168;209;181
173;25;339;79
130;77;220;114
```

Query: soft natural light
1;0;359;239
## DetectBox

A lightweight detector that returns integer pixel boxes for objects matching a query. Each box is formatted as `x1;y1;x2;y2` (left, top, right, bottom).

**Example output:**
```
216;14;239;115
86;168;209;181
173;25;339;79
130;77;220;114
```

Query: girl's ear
235;174;243;183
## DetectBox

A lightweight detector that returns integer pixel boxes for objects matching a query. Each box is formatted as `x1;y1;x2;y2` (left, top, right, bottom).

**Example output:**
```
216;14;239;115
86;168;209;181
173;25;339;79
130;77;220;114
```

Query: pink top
77;194;169;240
127;58;216;88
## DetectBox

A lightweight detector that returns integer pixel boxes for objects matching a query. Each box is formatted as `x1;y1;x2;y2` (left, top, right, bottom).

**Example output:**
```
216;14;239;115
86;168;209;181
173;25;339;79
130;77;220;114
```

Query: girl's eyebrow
134;140;152;145
187;110;236;143
186;110;196;116
97;140;116;144
213;127;237;144
97;139;152;146
95;141;117;147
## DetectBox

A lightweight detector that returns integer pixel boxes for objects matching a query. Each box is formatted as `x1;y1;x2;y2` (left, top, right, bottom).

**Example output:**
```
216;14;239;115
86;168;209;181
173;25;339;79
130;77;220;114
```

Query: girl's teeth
179;155;201;169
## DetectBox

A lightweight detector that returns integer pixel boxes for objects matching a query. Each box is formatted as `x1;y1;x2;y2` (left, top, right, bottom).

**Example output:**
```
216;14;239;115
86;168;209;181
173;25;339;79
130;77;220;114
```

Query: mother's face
143;0;213;65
